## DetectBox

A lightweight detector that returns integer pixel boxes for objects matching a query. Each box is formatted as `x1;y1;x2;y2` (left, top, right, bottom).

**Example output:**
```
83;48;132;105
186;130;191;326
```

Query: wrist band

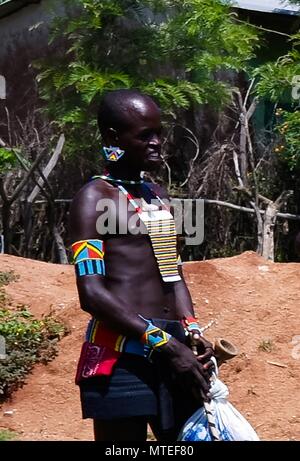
141;322;172;350
181;316;202;336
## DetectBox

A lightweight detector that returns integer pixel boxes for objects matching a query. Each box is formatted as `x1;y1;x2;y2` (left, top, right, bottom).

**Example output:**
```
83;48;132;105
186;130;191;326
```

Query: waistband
75;318;185;384
85;317;185;358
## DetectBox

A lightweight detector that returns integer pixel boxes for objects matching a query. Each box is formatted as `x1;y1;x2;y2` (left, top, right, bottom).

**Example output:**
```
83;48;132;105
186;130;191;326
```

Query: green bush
0;276;69;401
0;271;19;288
0;429;17;441
275;109;300;171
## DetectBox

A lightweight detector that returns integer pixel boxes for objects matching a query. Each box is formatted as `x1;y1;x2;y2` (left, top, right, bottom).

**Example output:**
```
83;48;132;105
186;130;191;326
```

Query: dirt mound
0;252;300;440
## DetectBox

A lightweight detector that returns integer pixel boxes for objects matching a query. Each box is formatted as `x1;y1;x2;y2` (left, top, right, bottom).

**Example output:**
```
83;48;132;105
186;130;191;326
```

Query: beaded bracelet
141;322;172;350
181;316;202;336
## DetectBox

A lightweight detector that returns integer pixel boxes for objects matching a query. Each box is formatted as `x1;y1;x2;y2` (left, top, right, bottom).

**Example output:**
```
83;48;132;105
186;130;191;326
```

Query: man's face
115;97;163;172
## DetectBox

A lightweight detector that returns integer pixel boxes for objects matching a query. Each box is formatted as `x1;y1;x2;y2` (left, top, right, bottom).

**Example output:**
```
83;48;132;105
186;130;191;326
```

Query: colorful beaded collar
94;174;144;185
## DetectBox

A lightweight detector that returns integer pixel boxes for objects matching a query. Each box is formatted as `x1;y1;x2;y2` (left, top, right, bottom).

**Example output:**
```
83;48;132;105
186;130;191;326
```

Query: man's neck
106;165;142;182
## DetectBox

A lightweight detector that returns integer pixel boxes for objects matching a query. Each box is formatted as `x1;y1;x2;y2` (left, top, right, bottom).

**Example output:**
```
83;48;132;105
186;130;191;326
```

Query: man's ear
104;127;118;146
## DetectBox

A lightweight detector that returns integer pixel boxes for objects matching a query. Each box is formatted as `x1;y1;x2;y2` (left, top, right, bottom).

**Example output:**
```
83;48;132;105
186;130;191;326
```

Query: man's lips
147;151;162;160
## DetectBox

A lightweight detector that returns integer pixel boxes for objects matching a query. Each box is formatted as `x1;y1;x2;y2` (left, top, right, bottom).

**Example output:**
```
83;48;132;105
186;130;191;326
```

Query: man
70;89;214;441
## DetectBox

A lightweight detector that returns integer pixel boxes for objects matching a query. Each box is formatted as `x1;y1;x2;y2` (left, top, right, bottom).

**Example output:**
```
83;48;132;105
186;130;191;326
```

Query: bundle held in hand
178;366;259;441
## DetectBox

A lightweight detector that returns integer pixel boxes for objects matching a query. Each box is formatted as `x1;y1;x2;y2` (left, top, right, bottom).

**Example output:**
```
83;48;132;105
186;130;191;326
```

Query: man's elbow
76;277;106;314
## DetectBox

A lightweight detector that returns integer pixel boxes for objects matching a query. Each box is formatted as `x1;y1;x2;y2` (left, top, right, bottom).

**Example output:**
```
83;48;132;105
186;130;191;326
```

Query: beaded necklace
93;174;181;283
93;174;144;185
118;184;181;283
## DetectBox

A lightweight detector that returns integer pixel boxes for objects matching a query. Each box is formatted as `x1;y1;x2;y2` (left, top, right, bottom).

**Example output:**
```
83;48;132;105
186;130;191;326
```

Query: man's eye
139;129;161;141
139;131;151;141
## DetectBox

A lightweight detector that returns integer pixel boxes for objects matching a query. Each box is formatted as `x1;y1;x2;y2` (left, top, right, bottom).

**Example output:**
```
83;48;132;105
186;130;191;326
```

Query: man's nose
149;134;161;149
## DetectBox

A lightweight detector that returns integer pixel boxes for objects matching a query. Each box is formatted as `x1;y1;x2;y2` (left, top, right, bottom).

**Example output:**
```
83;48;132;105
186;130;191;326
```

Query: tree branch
180;126;200;188
274;190;294;208
9;150;45;204
232;150;244;188
203;199;300;221
233;17;292;38
0;177;8;203
27;134;65;204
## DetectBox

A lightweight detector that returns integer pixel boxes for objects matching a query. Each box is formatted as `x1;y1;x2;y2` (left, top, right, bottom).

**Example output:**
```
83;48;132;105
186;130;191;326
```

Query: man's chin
143;158;163;172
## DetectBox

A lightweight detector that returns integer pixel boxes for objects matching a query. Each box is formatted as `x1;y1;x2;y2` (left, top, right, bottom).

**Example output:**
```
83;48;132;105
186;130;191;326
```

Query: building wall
0;2;298;142
0;0;65;138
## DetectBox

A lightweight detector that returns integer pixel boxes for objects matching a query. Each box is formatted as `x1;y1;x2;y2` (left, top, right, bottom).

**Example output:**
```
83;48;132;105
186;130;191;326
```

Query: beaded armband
141;322;172;350
181;316;202;337
71;239;105;277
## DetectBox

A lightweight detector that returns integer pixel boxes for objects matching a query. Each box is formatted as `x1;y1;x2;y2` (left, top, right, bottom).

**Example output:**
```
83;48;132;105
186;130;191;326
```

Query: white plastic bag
178;365;259;441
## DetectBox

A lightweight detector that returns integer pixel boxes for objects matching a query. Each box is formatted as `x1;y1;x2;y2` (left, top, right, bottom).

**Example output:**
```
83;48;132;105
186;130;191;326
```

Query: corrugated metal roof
0;0;298;20
0;0;41;19
233;0;299;15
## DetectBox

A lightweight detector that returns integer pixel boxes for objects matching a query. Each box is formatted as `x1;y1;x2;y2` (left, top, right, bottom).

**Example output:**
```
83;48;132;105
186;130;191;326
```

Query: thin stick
267;361;287;368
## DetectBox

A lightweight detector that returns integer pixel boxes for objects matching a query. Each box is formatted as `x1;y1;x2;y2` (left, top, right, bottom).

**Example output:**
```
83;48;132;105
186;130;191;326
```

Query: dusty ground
0;251;299;441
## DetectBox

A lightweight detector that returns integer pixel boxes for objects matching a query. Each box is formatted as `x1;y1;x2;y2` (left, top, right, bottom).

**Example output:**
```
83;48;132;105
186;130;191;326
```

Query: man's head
97;89;162;173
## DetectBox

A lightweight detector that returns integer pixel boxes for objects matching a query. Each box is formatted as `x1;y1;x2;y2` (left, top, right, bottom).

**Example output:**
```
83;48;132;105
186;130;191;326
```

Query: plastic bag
178;365;259;441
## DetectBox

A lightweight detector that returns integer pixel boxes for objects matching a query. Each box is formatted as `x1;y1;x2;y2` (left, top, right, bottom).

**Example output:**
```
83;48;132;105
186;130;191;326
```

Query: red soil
0;251;299;440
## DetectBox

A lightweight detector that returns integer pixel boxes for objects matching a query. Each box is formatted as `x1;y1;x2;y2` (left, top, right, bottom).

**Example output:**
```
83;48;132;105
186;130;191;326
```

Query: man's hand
180;317;215;375
160;337;212;400
189;332;215;375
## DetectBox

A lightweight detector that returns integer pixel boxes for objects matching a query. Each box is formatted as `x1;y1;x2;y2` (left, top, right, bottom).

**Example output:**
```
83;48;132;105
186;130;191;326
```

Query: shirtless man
70;89;214;441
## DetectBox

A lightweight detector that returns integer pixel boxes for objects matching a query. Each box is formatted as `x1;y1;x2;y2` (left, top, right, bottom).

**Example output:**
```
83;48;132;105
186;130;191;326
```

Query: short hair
97;89;157;135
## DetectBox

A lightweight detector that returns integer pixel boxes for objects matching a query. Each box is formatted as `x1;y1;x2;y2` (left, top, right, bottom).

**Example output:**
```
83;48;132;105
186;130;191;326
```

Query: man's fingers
192;385;209;403
191;331;200;341
190;335;214;356
193;369;210;395
197;349;214;362
202;359;215;372
196;362;212;385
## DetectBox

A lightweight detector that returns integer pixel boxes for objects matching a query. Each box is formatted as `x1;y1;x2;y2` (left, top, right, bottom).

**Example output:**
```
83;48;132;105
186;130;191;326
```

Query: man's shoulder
69;178;116;241
73;177;115;203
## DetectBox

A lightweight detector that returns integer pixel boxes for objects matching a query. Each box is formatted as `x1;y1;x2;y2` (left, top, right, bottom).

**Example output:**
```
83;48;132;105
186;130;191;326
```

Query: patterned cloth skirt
79;318;200;434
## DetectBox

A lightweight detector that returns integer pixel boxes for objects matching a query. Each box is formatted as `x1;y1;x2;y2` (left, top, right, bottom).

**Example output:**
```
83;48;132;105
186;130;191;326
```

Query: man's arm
173;263;195;319
69;182;148;339
172;254;214;365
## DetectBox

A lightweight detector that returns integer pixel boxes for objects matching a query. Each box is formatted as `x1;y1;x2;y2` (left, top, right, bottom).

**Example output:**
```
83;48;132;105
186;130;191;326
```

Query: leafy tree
0;147;17;173
274;109;300;171
253;0;300;175
225;1;300;261
38;0;259;161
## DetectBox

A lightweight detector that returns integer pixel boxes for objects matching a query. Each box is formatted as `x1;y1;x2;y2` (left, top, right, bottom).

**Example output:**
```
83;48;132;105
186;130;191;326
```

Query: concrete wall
0;0;65;138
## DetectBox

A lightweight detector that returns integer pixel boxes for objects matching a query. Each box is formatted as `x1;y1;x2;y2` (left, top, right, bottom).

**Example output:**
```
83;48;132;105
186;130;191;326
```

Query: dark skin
70;94;214;441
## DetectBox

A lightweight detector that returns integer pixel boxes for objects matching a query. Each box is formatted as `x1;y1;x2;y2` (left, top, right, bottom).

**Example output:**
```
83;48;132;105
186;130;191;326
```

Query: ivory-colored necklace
94;174;144;185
